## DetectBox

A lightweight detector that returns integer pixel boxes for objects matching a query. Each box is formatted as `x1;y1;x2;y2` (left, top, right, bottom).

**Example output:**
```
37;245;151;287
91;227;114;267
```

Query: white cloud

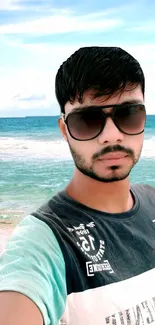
0;2;155;117
1;36;155;116
127;22;155;32
0;67;57;114
117;44;155;113
1;43;155;116
20;42;155;113
0;11;123;35
0;0;21;10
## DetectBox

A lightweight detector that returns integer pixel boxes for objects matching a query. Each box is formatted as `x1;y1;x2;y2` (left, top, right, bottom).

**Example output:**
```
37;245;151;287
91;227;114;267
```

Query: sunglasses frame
62;103;146;141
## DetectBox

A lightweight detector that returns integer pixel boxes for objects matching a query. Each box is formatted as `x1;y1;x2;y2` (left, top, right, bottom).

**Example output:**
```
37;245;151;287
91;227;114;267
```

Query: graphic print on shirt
67;222;114;276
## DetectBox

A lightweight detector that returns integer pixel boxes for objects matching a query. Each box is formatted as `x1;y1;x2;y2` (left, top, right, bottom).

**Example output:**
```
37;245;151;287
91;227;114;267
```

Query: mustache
92;144;134;160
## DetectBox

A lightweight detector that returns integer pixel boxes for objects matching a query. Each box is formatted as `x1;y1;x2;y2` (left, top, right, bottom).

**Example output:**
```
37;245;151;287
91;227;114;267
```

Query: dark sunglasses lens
67;110;103;140
114;105;146;134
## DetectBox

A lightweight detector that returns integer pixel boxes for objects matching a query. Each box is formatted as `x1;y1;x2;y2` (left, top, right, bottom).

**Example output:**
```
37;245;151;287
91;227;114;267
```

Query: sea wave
0;137;71;160
0;136;155;160
142;137;155;157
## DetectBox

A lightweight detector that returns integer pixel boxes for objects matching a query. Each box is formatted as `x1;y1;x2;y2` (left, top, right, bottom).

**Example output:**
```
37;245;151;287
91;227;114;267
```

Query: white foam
0;137;72;160
0;136;155;160
142;137;155;158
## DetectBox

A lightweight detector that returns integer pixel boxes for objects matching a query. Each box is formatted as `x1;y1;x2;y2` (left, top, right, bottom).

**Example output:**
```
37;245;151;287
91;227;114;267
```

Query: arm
0;215;67;325
0;291;43;325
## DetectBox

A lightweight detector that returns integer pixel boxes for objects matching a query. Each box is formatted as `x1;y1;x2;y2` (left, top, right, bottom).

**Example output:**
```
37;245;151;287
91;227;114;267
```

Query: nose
97;117;124;145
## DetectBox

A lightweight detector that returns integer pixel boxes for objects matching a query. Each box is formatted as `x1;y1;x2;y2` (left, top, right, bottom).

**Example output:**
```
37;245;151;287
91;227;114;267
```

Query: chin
95;167;132;183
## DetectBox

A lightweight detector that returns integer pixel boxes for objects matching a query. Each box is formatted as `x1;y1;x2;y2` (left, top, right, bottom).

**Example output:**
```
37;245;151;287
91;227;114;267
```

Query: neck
66;169;134;214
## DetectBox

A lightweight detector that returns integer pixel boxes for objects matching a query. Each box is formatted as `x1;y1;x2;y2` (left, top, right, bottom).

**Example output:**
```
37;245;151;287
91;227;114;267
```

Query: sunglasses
63;103;146;141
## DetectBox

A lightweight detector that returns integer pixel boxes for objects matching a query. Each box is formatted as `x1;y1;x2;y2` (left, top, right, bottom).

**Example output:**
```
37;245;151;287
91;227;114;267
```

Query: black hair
55;46;145;113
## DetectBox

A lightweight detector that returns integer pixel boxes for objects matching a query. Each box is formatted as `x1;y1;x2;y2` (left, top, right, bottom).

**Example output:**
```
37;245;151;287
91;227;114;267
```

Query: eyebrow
71;100;144;114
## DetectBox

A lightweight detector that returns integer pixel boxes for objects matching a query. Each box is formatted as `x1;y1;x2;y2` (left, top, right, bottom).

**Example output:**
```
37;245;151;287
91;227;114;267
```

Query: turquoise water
0;115;155;220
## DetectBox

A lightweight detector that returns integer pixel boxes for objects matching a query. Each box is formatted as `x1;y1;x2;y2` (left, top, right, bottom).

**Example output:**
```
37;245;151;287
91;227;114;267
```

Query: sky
0;0;155;117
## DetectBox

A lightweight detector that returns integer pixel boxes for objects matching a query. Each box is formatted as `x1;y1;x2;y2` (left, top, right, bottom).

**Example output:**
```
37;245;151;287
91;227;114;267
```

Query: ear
58;117;68;141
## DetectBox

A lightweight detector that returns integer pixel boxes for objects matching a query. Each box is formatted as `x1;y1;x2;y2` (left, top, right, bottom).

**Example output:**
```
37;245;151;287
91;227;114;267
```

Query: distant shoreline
1;114;155;119
0;115;60;119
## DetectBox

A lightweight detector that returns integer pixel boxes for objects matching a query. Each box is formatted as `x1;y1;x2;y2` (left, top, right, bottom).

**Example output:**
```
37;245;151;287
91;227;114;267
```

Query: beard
68;142;142;183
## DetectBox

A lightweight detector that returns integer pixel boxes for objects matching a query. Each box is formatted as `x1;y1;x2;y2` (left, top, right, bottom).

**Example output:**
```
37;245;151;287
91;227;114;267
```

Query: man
0;46;155;325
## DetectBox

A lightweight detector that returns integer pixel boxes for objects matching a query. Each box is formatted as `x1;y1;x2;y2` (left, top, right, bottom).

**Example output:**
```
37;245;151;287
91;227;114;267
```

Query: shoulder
131;184;155;204
1;214;65;270
32;191;66;218
131;183;155;194
32;190;77;226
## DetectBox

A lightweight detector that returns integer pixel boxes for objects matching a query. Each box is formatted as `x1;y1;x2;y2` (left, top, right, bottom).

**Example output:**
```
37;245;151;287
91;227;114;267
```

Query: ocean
0;115;155;222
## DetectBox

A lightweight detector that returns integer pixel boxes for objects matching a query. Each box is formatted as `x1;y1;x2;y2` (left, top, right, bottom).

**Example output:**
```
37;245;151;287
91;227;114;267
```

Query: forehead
64;85;144;115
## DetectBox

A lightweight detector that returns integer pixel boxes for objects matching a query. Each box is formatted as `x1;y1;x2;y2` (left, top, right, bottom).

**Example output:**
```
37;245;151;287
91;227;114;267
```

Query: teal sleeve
0;215;67;325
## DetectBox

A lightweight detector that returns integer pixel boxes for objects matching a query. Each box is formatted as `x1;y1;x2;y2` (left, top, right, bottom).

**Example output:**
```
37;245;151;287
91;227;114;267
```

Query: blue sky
0;0;155;117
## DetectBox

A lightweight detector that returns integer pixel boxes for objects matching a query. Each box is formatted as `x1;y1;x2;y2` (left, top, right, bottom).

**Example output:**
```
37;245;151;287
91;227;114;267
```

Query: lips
98;152;128;160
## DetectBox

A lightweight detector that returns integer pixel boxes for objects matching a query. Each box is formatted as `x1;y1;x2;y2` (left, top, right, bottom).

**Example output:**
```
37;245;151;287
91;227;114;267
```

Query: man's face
60;85;145;183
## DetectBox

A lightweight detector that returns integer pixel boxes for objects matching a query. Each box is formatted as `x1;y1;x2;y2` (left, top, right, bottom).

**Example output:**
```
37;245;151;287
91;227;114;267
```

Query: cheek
136;134;144;148
129;134;144;153
68;136;95;157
